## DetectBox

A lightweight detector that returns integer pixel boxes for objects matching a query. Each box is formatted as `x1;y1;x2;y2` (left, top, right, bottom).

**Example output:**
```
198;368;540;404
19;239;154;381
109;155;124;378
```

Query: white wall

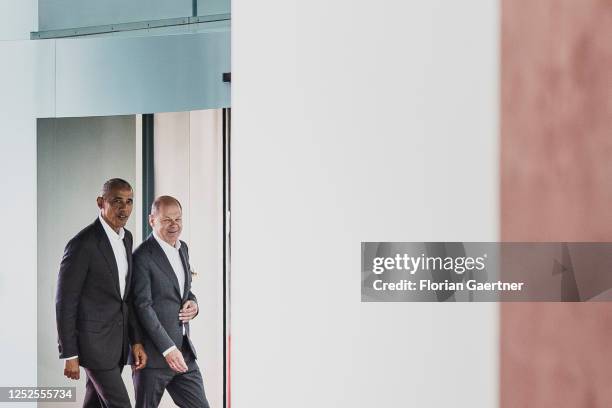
0;0;37;40
1;1;500;408
0;41;43;408
231;1;499;407
154;110;225;408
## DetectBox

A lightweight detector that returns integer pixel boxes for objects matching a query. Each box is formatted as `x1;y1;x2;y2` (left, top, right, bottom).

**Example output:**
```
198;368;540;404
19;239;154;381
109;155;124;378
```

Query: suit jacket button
117;321;123;326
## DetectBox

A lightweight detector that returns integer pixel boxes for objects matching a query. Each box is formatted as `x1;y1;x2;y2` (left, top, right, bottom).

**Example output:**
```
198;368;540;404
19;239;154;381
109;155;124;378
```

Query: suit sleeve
125;232;143;345
55;237;89;359
127;299;143;345
183;242;199;313
132;253;176;354
187;290;198;318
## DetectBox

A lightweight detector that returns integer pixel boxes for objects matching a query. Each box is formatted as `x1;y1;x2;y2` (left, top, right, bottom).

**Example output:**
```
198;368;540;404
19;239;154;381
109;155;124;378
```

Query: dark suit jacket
132;235;198;368
55;218;142;369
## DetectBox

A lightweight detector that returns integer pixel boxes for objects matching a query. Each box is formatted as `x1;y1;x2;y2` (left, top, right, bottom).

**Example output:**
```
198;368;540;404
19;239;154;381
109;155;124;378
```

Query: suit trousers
83;365;131;408
133;341;210;408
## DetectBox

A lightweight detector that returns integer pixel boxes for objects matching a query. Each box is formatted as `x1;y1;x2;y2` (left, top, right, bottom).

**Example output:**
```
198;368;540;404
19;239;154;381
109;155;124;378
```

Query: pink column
501;0;612;407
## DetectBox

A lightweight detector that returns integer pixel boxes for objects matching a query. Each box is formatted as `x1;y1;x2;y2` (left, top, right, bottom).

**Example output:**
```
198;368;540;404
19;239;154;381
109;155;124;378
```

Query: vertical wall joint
142;113;155;238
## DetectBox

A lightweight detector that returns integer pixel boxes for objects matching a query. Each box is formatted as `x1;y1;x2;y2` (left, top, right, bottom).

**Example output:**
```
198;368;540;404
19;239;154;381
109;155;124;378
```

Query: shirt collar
153;231;181;251
98;213;125;240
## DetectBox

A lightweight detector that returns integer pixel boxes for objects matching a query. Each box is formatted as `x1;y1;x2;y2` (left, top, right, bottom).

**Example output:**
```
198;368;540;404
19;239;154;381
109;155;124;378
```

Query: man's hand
64;358;80;380
165;349;188;373
132;343;147;371
179;300;198;322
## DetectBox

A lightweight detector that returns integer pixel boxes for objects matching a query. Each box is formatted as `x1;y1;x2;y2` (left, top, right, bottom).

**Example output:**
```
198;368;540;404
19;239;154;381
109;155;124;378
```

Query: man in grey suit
132;195;210;408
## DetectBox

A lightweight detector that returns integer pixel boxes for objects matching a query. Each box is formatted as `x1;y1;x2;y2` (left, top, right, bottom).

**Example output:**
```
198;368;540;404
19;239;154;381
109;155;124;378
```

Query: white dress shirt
62;215;128;361
99;214;128;299
153;232;187;357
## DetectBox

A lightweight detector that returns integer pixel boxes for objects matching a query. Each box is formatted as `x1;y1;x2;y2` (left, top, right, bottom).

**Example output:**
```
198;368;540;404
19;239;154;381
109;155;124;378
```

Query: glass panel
54;32;230;117
197;0;230;17
38;0;192;31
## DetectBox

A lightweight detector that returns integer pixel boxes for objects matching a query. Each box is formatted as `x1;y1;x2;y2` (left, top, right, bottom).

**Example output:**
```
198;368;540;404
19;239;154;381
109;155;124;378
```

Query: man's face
97;188;133;232
150;203;182;246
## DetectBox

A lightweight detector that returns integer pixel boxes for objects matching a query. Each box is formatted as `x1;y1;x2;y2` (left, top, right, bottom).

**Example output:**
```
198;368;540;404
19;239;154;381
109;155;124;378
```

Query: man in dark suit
132;195;210;408
56;178;148;408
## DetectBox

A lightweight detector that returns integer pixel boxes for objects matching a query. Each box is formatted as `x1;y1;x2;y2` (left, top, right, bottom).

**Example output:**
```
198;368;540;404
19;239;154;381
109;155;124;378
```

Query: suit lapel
148;235;182;298
178;246;190;303
94;219;122;299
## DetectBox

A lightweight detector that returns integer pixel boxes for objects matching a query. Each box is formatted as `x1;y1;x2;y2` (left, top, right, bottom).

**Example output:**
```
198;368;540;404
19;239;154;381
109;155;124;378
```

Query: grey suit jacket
132;234;198;368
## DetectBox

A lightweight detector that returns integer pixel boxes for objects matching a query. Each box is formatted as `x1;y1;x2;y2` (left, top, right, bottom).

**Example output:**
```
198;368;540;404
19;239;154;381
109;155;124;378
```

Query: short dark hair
151;195;182;215
101;178;132;197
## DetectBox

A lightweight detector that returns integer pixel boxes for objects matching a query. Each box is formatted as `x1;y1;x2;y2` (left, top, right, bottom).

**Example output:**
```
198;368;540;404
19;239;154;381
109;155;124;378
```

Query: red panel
501;0;612;406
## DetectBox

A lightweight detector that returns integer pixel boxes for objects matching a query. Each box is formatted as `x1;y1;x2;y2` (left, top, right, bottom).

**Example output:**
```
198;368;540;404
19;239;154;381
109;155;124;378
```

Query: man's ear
96;196;104;210
148;215;155;228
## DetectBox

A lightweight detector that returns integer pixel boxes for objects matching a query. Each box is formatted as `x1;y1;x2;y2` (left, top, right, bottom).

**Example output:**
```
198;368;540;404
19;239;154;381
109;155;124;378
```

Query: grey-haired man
132;195;210;408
